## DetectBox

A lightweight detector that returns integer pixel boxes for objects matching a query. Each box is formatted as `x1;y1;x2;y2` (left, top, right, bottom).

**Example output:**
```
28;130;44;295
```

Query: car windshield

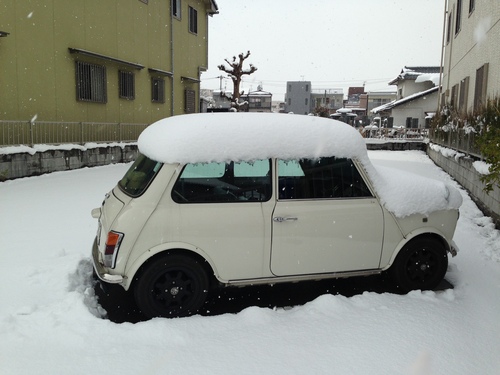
118;154;162;197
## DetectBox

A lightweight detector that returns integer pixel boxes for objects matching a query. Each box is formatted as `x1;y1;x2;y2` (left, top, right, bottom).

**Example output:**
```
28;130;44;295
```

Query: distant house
372;67;440;129
241;88;273;112
360;91;397;118
440;0;500;113
310;89;344;114
0;0;218;125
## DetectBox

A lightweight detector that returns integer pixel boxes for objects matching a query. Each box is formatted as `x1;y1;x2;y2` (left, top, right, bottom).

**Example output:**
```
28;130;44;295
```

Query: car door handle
273;217;298;222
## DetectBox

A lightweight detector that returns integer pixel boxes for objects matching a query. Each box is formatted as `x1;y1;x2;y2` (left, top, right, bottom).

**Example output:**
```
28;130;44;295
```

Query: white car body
91;113;461;318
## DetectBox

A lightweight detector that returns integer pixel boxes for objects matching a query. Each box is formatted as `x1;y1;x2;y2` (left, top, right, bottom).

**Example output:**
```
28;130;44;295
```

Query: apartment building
440;0;500;112
0;0;218;124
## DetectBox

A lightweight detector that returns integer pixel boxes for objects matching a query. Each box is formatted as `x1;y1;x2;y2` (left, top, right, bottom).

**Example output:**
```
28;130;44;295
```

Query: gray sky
201;0;446;101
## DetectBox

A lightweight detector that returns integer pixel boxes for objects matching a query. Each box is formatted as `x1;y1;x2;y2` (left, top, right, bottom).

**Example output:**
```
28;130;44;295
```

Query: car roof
138;112;368;165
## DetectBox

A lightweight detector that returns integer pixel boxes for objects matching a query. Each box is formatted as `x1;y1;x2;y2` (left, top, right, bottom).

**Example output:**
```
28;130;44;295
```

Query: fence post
80;122;84;145
29;120;34;147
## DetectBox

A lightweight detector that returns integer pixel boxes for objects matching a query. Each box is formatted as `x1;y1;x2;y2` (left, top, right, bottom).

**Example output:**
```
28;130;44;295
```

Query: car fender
121;242;221;290
381;227;451;271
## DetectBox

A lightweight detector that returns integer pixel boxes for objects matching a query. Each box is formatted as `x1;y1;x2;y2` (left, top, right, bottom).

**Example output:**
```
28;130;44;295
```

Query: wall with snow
0;144;138;181
427;145;500;227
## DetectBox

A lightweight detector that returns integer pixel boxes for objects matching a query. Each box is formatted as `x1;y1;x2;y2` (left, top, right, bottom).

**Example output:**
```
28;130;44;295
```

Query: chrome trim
92;238;125;284
225;269;381;287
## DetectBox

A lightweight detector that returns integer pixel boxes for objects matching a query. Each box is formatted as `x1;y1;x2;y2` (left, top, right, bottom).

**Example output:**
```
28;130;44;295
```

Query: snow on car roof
138;112;462;217
138;112;367;165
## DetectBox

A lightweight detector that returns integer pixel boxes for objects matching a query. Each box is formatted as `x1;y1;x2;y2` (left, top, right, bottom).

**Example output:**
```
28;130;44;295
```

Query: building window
75;61;107;103
152;77;165;103
185;89;195;113
455;0;462;35
451;84;459;108
469;0;475;14
458;76;469;113
119;71;135;100
305;98;308;106
188;6;197;34
172;0;181;19
474;63;489;109
288;98;291;106
305;84;309;92
446;12;452;44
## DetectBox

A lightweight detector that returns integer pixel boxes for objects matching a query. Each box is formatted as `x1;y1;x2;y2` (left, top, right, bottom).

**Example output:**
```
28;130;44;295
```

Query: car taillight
104;231;124;269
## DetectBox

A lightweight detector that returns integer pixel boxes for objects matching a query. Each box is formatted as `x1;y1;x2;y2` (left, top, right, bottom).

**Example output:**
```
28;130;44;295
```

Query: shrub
474;97;500;192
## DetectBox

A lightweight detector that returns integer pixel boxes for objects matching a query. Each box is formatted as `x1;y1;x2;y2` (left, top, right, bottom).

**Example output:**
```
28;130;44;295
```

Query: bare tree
218;51;257;110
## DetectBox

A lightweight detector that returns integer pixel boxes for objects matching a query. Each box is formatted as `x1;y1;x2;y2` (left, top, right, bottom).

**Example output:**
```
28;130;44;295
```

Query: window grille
185;89;195;113
75;61;107;103
119;71;135;100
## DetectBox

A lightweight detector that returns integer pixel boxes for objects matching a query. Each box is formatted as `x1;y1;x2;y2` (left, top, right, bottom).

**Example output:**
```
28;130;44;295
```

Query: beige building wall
441;0;500;111
0;0;216;124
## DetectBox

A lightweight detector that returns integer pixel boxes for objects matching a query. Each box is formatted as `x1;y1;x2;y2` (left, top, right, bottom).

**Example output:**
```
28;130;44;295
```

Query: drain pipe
170;9;175;116
438;0;448;110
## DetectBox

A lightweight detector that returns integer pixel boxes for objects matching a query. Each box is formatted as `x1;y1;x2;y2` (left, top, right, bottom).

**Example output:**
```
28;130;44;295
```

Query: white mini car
91;113;462;318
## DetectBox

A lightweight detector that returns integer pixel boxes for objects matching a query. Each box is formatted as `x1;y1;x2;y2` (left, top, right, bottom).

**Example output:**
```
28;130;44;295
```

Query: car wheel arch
122;244;221;291
383;231;450;270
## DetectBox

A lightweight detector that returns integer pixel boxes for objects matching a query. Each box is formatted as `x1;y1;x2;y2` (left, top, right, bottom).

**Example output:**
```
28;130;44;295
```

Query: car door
170;159;274;281
270;157;384;276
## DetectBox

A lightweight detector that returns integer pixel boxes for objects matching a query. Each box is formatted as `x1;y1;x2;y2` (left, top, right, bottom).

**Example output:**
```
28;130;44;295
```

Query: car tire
134;254;209;319
390;237;448;293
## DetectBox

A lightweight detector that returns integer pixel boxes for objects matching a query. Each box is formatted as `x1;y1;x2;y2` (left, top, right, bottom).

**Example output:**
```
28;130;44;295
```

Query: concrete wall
0;145;138;181
427;146;500;228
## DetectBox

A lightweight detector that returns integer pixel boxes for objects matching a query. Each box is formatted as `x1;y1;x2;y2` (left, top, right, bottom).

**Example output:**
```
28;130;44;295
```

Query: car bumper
92;237;125;284
449;240;459;257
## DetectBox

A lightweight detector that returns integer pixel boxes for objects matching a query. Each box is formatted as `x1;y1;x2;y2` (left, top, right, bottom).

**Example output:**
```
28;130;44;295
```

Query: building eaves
388;66;441;85
208;0;219;15
68;48;144;70
371;86;438;113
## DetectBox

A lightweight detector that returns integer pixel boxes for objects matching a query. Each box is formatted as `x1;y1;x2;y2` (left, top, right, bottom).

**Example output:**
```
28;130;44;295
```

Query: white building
372;67;440;129
440;0;500;112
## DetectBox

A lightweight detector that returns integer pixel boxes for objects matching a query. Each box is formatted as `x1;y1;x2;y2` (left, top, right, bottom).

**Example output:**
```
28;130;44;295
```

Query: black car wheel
390;237;448;292
134;254;209;319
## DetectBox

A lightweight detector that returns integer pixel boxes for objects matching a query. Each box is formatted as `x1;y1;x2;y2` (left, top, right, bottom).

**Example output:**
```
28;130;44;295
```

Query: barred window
152;77;165;103
119;71;135;100
185;89;195;113
75;61;107;103
188;6;197;34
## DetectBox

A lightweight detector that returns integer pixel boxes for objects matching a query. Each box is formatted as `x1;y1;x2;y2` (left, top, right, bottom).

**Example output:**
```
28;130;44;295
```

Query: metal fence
0;121;149;147
428;127;482;159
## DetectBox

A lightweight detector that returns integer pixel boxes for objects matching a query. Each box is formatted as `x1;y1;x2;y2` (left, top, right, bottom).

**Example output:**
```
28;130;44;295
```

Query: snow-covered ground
0;150;499;375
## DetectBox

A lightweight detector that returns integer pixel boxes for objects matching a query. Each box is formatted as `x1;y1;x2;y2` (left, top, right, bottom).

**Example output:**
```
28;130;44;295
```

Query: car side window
172;159;272;203
278;157;372;199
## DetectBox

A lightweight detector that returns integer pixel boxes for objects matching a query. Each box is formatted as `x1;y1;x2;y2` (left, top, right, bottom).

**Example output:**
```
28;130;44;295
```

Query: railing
0;120;149;147
428;127;482;159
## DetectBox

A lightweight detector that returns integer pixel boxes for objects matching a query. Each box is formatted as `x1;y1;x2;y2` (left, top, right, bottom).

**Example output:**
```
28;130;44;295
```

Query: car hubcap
152;270;194;311
407;248;436;282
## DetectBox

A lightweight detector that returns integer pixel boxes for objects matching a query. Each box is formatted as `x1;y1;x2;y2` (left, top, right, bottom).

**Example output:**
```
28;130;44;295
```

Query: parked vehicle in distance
91;113;462;318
